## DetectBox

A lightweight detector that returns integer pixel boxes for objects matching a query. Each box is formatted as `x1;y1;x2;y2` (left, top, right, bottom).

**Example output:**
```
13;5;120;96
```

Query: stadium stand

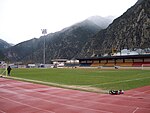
91;63;100;67
117;62;133;67
78;54;150;68
132;62;143;67
103;62;115;67
80;63;91;67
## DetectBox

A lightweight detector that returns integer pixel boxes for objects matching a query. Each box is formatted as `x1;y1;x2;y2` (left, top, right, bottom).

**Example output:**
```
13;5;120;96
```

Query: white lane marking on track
132;107;139;113
0;109;6;113
0;96;54;113
117;93;150;100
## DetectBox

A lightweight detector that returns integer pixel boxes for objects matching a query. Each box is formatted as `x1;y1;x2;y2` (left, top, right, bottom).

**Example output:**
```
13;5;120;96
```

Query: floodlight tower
41;29;47;66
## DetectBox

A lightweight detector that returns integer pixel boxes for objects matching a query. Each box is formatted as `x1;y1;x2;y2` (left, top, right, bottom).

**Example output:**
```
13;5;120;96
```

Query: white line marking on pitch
89;76;150;86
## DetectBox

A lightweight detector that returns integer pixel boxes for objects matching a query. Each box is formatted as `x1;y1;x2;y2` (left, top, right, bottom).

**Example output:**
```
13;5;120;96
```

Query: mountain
79;0;150;58
3;17;110;63
0;39;11;50
0;39;12;60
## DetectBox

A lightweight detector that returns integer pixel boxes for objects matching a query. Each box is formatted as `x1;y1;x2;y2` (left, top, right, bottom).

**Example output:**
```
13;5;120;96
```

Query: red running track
0;78;150;113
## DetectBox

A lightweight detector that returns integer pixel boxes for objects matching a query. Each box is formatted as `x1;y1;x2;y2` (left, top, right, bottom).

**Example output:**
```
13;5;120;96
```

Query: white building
113;49;139;56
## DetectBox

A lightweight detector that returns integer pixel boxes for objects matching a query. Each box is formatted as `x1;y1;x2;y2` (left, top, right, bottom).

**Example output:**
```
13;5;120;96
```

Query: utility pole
41;29;47;67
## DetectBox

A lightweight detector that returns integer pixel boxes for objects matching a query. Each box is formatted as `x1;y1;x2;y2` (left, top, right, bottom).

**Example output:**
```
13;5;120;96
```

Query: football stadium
0;0;150;112
0;55;150;112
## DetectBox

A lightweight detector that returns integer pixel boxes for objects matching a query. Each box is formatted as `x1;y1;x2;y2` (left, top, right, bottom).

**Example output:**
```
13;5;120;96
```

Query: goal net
0;63;7;77
141;64;150;70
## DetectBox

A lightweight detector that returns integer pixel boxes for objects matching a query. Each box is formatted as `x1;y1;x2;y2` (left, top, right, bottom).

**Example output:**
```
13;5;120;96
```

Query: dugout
78;54;150;67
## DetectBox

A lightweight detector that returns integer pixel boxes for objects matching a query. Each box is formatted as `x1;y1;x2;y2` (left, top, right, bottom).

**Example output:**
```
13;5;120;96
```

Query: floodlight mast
41;29;47;66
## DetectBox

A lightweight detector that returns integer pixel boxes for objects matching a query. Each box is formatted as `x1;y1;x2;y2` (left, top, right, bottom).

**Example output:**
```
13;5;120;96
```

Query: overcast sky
0;0;138;44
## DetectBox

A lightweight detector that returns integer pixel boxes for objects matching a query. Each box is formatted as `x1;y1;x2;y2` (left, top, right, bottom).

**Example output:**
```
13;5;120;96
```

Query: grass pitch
11;68;150;91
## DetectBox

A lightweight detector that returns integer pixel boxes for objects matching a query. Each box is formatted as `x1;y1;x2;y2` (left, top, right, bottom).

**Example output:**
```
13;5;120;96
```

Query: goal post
141;64;150;70
0;63;7;77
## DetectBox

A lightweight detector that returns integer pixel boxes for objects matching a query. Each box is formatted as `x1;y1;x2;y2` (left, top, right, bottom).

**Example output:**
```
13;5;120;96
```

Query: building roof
78;54;150;61
51;59;68;62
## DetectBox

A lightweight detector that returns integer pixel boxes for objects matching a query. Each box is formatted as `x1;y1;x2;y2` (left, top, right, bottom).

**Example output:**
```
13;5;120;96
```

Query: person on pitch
7;66;12;76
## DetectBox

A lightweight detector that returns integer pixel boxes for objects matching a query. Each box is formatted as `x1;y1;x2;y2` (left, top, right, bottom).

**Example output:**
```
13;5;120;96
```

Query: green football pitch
10;68;150;92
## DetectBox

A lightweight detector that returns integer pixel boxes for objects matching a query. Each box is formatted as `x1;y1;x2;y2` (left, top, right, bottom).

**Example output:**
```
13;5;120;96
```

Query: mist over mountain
3;16;108;63
87;16;114;28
